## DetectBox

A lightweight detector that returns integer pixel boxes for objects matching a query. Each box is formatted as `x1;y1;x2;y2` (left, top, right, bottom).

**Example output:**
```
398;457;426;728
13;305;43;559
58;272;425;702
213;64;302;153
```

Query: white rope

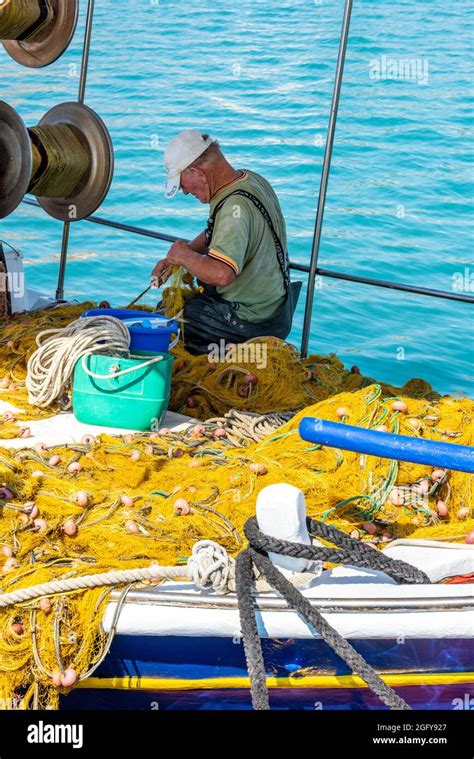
0;547;225;608
26;316;131;408
0;565;185;607
80;353;163;381
0;540;319;607
188;540;234;595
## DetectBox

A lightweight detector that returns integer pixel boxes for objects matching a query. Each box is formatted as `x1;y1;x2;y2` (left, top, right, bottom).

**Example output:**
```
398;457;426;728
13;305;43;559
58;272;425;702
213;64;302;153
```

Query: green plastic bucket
72;351;174;431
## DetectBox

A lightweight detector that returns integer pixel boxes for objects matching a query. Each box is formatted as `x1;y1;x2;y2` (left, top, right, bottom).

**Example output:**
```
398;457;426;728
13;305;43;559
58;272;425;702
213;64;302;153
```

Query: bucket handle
168;327;180;350
81;353;164;381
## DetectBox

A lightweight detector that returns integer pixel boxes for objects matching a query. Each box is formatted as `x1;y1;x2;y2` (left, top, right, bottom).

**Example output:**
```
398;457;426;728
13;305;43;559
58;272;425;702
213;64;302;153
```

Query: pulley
0;0;78;68
0;99;114;220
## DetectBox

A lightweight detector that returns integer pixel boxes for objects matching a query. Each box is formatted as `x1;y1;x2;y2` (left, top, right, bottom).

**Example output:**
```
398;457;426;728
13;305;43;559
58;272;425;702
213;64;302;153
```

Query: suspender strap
205;189;290;291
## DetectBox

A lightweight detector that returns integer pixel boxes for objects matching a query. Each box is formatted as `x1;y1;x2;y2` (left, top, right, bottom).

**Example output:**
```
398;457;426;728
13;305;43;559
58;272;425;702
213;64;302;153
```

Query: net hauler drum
0;100;114;220
0;0;78;68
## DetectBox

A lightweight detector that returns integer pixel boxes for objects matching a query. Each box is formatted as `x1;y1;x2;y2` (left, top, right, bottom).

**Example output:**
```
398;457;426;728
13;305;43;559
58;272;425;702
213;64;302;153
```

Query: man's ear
190;166;207;183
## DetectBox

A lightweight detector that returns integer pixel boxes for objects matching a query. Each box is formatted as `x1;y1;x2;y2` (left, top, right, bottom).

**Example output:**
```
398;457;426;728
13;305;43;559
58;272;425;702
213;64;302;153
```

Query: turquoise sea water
1;0;473;395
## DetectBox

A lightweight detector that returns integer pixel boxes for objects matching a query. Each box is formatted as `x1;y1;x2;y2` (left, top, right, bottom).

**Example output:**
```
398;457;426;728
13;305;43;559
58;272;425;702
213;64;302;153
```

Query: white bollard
256;483;322;575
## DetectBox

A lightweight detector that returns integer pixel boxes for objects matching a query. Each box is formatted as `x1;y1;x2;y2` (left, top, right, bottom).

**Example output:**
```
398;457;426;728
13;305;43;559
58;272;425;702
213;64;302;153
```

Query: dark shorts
182;287;293;356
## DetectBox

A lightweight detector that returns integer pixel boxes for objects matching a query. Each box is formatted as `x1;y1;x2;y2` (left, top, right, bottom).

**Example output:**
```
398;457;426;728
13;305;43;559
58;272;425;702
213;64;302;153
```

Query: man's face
180;166;210;203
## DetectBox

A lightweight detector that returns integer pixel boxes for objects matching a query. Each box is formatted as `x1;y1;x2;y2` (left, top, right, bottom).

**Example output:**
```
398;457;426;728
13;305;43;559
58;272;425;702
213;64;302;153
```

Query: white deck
0;399;195;449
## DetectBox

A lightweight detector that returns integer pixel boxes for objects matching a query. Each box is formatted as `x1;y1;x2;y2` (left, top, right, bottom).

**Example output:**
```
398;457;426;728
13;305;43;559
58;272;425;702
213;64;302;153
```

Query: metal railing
18;0;474;358
21;195;474;303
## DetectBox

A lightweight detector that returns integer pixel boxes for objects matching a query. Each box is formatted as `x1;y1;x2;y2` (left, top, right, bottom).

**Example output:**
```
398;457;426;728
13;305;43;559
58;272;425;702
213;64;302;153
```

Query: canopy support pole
56;0;95;301
300;0;353;358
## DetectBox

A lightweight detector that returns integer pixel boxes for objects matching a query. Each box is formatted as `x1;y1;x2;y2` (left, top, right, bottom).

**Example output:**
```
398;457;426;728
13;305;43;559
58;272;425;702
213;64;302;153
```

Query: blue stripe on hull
60;637;474;710
62;683;473;711
92;636;473;680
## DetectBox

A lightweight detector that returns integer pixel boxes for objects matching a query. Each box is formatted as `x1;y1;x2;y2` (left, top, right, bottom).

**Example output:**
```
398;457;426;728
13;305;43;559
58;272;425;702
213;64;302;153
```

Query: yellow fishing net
0;276;472;710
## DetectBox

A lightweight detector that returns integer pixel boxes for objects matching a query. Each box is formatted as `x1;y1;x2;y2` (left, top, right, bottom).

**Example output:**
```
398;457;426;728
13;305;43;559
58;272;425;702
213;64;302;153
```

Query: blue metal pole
299;418;474;473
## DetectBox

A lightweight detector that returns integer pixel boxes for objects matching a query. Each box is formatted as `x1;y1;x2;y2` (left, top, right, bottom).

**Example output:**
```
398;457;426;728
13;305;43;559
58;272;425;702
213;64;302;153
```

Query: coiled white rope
26;316;131;408
188;540;234;594
0;540;319;607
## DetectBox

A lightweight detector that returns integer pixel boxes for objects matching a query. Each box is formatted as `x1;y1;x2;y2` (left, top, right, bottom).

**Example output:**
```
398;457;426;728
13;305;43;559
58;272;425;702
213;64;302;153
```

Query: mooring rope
0;542;222;608
236;548;412;711
0;566;183;608
246;516;431;585
235;517;431;711
25;315;131;408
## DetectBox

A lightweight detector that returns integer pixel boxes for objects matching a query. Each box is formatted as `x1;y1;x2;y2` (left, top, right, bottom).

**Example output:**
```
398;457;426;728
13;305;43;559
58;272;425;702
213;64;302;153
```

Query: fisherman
152;130;300;355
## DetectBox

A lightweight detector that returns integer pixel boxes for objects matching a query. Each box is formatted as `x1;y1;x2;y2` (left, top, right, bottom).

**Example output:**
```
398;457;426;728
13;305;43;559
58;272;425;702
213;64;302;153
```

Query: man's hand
151;241;192;287
151;258;172;287
151;240;235;289
166;240;193;264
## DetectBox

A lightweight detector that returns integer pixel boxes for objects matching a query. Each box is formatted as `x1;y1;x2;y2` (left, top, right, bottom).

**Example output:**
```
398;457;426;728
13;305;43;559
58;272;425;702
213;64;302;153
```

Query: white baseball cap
164;130;215;199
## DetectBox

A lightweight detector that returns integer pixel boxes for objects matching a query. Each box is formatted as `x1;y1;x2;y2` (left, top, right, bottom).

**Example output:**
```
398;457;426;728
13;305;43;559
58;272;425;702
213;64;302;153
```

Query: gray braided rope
245;517;431;585
236;550;269;709
236;515;432;710
240;546;411;710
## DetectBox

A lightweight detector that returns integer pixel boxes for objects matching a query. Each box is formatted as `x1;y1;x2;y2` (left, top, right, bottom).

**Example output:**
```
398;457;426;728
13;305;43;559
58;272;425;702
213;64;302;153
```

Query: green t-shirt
206;170;287;322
